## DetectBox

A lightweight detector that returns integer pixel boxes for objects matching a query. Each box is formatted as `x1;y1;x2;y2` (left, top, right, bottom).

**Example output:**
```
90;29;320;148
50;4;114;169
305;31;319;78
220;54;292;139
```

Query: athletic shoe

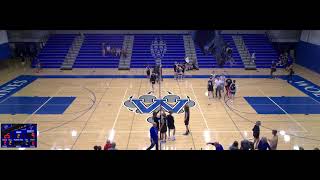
171;136;176;141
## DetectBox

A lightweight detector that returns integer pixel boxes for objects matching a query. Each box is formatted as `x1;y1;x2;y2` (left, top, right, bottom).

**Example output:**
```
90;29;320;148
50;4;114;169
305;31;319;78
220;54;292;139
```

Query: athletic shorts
184;118;189;126
160;126;167;133
168;124;175;130
253;134;260;139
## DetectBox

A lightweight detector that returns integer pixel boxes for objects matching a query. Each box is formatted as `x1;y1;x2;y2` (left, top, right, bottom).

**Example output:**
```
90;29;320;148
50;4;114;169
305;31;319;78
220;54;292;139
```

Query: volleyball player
208;77;214;99
167;111;176;141
152;111;160;131
229;80;236;101
159;111;168;143
287;65;294;83
183;105;190;135
177;65;183;81
174;62;178;80
270;61;277;79
181;63;185;79
150;72;156;93
146;65;151;78
225;77;232;97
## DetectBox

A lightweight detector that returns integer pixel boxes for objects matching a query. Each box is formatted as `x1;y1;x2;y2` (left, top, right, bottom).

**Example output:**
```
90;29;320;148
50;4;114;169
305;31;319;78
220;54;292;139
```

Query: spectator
93;145;102;150
102;43;105;56
109;142;117;150
215;77;223;99
116;48;121;57
229;141;239;150
252;121;261;148
256;137;271;150
206;142;224;151
146;122;159;150
240;139;253;150
106;44;111;54
111;47;116;56
104;140;112;150
268;130;278;150
251;52;256;65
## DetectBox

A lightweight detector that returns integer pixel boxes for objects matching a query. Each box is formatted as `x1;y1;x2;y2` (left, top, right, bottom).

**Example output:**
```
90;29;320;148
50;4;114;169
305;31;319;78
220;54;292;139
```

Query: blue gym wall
0;30;10;60
296;30;320;74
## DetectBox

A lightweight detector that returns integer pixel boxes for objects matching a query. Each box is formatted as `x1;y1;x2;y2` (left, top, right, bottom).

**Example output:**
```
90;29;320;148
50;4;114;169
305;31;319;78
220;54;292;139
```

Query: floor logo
123;92;195;123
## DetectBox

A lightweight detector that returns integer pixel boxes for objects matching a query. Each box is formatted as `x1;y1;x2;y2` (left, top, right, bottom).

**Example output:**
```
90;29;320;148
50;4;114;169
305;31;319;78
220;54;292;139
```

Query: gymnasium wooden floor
1;61;320;150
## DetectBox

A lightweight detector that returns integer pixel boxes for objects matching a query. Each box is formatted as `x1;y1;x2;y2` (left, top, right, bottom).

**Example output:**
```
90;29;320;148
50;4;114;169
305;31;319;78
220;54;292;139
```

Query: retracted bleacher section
73;34;124;68
131;34;186;68
33;34;76;68
241;34;280;68
196;34;244;68
34;33;282;69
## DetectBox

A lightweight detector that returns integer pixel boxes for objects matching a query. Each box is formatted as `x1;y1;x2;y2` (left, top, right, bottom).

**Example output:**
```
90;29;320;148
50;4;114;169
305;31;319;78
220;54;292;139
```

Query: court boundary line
189;82;209;129
23;87;64;123
257;87;309;133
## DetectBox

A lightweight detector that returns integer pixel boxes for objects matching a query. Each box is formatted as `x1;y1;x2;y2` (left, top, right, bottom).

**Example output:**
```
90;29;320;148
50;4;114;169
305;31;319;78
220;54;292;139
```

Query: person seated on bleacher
111;47;116;56
102;43;106;56
106;43;111;55
121;48;127;59
116;48;121;57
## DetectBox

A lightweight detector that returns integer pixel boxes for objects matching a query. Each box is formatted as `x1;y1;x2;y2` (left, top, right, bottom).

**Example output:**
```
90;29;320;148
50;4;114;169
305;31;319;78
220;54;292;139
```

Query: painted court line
257;87;309;133
23;87;64;123
190;83;209;129
103;88;129;141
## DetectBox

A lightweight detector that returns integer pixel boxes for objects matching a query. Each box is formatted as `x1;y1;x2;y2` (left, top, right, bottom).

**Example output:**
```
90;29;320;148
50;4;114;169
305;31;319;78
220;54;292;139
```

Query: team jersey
150;74;156;82
230;83;236;93
208;80;213;89
226;79;232;86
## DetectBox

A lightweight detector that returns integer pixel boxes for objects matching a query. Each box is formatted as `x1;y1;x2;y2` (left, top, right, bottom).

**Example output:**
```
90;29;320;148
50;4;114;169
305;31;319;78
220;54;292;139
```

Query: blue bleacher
34;33;282;69
241;34;282;68
131;34;187;68
196;34;244;68
73;34;124;68
33;34;76;68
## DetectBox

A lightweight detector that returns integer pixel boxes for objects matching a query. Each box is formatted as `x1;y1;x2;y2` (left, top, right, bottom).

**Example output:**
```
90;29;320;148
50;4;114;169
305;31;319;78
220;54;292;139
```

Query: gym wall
296;30;320;74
